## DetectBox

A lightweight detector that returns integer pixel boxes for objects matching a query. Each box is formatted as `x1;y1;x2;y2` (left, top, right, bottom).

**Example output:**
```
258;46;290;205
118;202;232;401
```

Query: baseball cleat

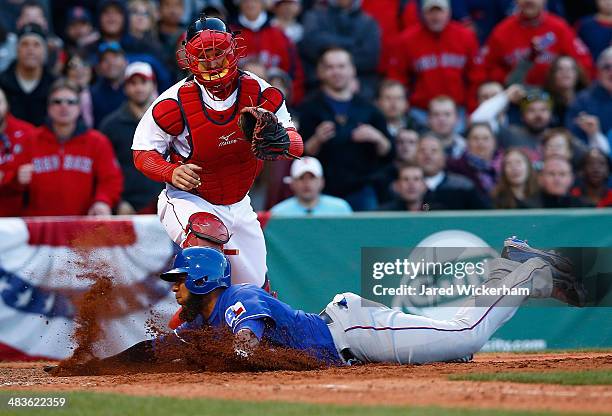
501;237;586;307
501;237;572;273
445;354;473;363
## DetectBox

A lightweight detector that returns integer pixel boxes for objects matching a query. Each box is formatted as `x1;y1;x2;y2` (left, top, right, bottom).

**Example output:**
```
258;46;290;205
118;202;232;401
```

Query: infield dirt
1;352;611;414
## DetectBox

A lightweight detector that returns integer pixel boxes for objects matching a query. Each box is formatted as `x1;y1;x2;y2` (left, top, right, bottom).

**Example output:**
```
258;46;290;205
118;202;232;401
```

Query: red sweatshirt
232;21;305;105
26;125;123;216
362;0;419;73
484;12;594;86
0;114;35;217
387;21;485;110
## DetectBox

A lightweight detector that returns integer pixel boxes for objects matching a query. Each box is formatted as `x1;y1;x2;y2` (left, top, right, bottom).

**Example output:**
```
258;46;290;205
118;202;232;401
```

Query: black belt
319;311;362;365
319;310;333;324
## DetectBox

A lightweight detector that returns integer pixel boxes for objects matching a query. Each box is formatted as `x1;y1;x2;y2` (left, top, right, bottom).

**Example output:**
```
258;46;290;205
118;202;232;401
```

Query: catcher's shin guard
182;212;231;249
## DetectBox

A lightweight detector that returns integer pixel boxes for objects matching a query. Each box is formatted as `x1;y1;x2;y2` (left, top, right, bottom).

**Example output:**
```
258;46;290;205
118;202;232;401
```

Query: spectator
497;89;553;155
544;55;589;127
427;96;466;159
99;62;162;215
0;22;17;73
15;1;49;31
16;0;63;75
527;157;593;208
299;47;392;211
565;46;612;155
448;122;499;195
540;128;588;169
470;83;525;134
63;7;100;59
576;0;612;61
268;67;294;112
374;128;420;204
241;57;269;80
157;0;184;71
90;41;127;127
464;0;515;44
300;0;381;100
232;0;305;104
64;55;95;128
200;3;228;21
378;163;428;211
571;148;612;207
26;79;123;216
123;0;164;62
484;0;594;87
0;24;55;126
362;0;419;73
0;0;50;34
376;79;422;137
270;0;304;44
387;0;484;122
270;156;353;215
0;87;35;217
416;134;491;209
98;0;128;44
477;81;504;104
492;148;539;209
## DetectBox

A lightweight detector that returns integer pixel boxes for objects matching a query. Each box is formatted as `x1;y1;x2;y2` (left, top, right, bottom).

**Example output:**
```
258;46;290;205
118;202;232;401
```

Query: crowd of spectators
0;0;611;218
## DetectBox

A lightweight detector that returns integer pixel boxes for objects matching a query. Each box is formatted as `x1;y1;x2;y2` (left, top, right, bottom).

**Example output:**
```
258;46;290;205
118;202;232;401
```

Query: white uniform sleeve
131;79;187;154
247;71;295;130
470;92;510;134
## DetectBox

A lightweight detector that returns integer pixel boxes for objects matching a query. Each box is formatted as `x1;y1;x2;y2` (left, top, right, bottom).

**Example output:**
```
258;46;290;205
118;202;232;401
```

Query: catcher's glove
238;107;297;161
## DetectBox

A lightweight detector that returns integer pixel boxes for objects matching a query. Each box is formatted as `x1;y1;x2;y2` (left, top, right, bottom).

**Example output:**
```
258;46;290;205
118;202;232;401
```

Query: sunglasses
130;10;150;16
50;98;79;106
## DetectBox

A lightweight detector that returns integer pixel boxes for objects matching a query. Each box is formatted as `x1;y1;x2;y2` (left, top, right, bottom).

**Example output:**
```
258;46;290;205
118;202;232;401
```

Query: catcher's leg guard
181;212;231;249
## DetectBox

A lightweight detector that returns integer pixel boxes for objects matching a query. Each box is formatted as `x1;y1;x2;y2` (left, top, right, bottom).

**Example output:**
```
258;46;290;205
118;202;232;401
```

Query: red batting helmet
176;15;245;97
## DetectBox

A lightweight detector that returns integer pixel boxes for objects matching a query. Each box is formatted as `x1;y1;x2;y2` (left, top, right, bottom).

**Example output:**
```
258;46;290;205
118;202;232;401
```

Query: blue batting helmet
160;247;231;295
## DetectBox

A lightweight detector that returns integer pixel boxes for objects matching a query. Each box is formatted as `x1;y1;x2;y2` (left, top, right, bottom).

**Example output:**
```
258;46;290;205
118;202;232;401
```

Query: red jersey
0;114;35;216
387;21;485;110
484;12;594;86
362;0;419;73
26;125;123;216
232;21;305;104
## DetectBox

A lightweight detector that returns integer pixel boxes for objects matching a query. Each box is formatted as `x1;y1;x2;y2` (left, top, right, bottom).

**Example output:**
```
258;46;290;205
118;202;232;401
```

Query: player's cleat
445;354;473;363
501;237;572;273
43;365;57;373
501;237;586;307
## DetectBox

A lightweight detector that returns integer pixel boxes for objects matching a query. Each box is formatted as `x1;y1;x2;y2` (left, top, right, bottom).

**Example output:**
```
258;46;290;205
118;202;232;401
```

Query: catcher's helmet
176;14;245;96
160;247;231;295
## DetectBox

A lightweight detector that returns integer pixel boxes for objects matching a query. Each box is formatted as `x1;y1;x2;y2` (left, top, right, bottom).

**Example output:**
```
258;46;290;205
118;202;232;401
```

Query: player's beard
179;293;205;323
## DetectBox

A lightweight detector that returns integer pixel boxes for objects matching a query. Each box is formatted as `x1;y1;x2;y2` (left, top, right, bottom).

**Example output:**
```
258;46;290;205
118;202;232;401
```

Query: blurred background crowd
0;0;611;217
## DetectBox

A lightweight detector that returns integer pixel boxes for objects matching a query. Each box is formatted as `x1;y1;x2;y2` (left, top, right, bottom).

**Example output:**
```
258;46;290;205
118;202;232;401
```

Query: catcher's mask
160;247;231;295
176;15;245;97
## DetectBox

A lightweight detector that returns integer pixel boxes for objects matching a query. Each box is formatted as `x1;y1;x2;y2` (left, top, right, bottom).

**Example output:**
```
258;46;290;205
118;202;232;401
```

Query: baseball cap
125;61;155;82
17;24;46;44
422;0;450;11
520;89;552;111
66;6;92;25
98;41;124;57
283;157;324;183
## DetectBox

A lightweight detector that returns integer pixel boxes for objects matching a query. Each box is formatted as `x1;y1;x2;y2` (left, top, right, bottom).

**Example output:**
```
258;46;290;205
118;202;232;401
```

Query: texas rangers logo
218;131;238;147
225;301;247;327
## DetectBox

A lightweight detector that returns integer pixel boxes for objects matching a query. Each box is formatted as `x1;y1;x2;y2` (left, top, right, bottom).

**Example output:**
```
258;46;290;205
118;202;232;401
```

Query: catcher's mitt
238;107;296;161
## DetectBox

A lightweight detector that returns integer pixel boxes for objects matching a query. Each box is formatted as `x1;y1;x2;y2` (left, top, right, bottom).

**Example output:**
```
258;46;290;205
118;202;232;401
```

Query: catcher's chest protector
171;75;280;205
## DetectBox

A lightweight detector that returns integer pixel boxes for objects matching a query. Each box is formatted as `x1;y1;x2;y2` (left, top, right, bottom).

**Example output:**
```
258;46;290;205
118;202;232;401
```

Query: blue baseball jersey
174;284;342;364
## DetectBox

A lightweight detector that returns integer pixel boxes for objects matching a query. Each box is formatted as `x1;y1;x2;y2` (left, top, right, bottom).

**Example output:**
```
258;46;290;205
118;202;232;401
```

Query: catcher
52;238;585;370
131;15;302;328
